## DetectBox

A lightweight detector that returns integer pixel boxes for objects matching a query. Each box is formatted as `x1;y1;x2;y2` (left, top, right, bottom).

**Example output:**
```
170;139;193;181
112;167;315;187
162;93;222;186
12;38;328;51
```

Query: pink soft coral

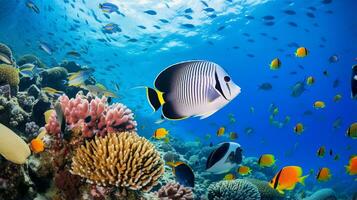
45;92;137;138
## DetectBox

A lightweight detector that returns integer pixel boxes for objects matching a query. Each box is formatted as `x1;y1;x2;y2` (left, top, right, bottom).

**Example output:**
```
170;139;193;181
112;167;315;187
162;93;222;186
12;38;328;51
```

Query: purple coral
157;182;194;200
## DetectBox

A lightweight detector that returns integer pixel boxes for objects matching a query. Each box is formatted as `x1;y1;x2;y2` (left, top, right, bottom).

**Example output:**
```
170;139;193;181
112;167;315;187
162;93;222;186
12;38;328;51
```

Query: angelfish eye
224;76;231;82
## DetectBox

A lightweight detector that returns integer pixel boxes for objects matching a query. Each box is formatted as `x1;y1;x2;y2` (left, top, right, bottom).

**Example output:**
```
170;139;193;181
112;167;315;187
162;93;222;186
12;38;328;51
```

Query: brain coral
207;179;261;200
246;178;283;200
70;131;164;195
0;64;19;87
157;182;194;200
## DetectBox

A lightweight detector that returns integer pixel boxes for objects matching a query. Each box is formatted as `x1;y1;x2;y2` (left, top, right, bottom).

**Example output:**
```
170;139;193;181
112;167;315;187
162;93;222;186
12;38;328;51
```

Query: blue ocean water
0;0;356;197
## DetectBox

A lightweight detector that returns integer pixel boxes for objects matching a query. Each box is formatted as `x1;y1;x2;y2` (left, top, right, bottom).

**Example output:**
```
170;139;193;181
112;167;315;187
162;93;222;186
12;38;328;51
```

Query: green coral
246;179;283;200
0;64;19;87
207;179;261;200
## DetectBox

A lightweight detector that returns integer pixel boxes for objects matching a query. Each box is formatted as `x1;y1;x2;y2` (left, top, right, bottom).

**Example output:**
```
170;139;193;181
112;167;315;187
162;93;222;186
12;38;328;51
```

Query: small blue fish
144;10;157;15
102;23;121;34
39;42;53;55
26;1;40;14
99;2;118;13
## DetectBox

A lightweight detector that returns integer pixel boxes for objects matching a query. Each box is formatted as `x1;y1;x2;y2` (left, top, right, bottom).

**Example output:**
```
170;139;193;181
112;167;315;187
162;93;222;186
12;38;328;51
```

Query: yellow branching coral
0;64;19;87
70;131;164;193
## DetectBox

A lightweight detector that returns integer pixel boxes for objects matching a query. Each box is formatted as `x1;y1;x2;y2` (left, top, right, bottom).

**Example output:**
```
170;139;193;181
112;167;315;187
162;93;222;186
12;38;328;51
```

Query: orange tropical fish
237;166;252;175
316;167;332;182
295;47;308;58
229;132;238;140
258;154;276;167
269;166;308;194
345;155;357;175
153;128;169;139
30;138;45;153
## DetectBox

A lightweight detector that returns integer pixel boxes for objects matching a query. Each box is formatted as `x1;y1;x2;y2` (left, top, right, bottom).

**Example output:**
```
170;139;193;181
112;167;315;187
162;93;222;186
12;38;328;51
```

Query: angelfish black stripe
273;168;283;189
215;70;227;100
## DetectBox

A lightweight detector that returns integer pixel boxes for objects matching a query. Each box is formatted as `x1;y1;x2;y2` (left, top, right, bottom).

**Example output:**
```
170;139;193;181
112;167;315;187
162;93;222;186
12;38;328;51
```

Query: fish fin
146;87;164;111
207;86;221;102
162;102;188;120
299;175;309;186
277;189;285;194
345;165;350;173
198;110;218;119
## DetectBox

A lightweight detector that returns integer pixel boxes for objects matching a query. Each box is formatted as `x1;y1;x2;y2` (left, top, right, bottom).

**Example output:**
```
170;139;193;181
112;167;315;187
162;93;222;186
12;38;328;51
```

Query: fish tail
299;175;309;185
345;165;350;174
146;87;165;111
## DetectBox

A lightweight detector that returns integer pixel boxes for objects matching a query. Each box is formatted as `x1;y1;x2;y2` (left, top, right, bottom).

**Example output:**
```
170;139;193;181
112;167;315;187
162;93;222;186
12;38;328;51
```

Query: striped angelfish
146;60;241;120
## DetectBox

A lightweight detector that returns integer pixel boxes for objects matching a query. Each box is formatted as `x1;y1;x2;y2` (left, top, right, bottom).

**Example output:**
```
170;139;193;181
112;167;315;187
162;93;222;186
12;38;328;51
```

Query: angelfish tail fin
146;87;164;111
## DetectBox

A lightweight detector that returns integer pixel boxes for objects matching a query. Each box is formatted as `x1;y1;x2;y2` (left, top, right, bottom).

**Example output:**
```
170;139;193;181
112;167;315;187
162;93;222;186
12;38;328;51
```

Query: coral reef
0;95;31;128
25;121;40;135
54;169;82;200
303;188;337;200
157;182;194;200
0;64;19;95
207;179;261;200
46;92;137;138
41;66;68;89
0;123;30;164
17;54;46;69
0;43;15;66
0;160;33;200
246;178;283;200
71;131;164;196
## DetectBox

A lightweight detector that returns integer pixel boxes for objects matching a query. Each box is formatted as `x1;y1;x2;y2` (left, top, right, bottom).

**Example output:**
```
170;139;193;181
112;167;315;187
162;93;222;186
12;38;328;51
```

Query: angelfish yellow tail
299;175;309;186
146;87;165;111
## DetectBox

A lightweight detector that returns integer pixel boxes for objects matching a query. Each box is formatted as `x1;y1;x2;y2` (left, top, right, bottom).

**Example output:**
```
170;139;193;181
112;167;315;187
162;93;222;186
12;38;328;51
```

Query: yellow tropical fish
313;101;325;109
333;94;342;102
269;166;308;194
270;58;281;70
237;166;252;175
217;127;225;136
153;128;169;139
346;122;357;139
41;87;63;95
294;123;304;134
258;154;276;167
223;173;235;180
295;47;308;58
306;76;315;85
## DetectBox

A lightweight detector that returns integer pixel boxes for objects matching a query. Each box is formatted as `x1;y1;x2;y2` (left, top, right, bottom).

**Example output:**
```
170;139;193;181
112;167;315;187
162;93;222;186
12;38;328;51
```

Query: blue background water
0;0;356;195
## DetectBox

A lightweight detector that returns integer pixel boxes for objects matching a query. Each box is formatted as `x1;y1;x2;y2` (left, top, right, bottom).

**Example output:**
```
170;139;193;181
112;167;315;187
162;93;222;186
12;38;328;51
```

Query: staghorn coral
0;64;19;87
0;43;15;66
246;178;283;200
207;179;261;200
46;92;137;138
70;131;164;195
157;182;194;200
